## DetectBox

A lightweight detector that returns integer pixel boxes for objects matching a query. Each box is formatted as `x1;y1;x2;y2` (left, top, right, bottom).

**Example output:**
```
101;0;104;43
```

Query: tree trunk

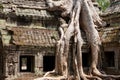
39;0;120;80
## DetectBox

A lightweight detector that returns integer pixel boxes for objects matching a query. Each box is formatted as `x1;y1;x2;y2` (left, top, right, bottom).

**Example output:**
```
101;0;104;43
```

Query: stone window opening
20;56;35;72
82;53;91;67
104;51;115;67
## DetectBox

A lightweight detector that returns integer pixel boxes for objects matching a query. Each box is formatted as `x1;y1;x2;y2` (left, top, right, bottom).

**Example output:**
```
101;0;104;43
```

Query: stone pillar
114;48;119;70
37;52;43;71
35;52;43;75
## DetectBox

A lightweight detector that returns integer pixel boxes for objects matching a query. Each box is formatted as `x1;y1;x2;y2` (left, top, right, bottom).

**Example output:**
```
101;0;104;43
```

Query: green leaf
97;0;110;11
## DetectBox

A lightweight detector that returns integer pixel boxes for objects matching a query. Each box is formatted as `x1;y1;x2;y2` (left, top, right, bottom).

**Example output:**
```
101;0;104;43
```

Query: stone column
37;52;43;71
35;52;43;75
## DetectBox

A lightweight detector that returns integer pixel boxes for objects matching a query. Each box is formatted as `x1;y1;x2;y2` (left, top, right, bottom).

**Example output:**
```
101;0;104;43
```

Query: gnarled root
43;70;55;77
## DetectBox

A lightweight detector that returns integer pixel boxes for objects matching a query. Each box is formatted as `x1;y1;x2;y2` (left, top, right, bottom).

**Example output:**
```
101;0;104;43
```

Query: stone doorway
43;56;55;72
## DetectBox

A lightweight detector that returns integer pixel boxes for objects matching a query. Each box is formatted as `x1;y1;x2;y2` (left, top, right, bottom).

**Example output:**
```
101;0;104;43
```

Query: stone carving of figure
7;54;17;75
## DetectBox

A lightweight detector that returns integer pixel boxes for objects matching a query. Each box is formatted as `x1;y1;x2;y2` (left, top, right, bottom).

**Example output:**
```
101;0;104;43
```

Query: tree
97;0;110;11
35;0;120;80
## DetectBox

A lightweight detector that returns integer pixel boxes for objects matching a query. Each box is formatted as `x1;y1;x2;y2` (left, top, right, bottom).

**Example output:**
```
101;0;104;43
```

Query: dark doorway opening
43;56;55;72
104;51;115;67
82;53;90;67
20;56;35;72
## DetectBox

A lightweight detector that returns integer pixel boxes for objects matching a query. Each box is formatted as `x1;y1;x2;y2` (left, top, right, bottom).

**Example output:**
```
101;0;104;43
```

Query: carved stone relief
7;53;18;75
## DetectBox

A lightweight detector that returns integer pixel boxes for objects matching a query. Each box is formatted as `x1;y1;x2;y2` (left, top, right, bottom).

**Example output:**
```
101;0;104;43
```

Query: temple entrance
104;51;115;67
20;56;35;72
82;53;90;67
43;56;55;72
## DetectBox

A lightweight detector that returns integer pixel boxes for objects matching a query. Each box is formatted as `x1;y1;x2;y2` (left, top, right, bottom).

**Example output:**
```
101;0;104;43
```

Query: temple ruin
0;0;119;80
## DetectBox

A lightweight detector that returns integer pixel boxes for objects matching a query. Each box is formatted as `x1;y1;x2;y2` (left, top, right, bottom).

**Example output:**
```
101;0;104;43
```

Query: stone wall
103;46;120;74
3;45;55;79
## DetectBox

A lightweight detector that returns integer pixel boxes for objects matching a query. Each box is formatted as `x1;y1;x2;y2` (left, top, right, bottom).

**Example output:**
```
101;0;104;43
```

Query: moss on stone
0;4;3;10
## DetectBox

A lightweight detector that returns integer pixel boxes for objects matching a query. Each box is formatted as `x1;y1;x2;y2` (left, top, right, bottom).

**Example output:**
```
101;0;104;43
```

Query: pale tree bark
36;0;120;80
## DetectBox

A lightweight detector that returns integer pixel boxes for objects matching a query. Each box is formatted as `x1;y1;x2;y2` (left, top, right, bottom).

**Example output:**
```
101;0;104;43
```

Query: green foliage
97;0;110;11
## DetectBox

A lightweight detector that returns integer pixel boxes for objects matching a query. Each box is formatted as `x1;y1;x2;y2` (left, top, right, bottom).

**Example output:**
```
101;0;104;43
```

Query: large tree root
34;0;120;80
92;69;120;79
